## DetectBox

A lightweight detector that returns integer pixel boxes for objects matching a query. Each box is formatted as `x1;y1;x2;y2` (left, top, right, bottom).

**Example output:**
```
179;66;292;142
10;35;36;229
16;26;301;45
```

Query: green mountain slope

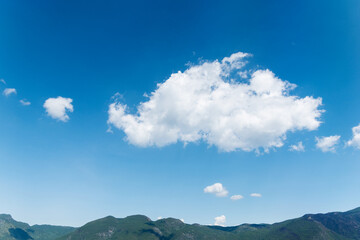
303;207;360;239
2;207;360;240
59;207;360;240
0;214;75;240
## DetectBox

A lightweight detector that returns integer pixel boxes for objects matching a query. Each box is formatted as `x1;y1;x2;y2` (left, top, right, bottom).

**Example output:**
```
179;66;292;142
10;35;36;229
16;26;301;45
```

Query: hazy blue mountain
0;214;75;240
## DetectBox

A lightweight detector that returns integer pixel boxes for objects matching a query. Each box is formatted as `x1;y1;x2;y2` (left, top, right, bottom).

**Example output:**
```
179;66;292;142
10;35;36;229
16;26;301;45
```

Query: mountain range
1;207;360;240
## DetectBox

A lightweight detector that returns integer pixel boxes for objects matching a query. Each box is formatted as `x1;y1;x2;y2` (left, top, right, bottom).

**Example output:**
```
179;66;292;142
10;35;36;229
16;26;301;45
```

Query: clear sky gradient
0;0;360;227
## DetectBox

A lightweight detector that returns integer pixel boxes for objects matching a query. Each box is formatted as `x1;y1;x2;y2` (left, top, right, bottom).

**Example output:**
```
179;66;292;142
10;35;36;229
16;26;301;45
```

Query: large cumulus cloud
108;52;323;152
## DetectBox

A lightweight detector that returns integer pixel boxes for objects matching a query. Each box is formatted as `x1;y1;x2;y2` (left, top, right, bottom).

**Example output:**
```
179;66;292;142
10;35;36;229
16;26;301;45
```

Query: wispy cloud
204;183;228;197
289;141;305;152
0;79;6;84
315;135;340;152
230;195;244;200
108;52;323;152
20;99;31;106
250;193;262;198
43;97;74;122
3;88;17;97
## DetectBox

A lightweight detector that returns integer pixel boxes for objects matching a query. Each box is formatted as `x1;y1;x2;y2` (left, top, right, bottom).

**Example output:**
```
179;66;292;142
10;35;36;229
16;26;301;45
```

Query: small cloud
289;141;305;152
43;96;74;122
0;79;6;84
315;135;340;152
157;216;163;220
20;99;31;106
180;218;185;223
111;92;124;101
250;193;262;198
106;127;114;133
230;195;244;200
347;124;360;149
238;70;249;79
3;88;17;97
204;183;229;197
214;215;226;226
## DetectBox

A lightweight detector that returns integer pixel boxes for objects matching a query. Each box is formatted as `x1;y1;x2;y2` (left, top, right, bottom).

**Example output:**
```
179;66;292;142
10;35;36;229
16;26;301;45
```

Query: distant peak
156;217;184;225
0;214;13;221
124;214;151;222
346;207;360;214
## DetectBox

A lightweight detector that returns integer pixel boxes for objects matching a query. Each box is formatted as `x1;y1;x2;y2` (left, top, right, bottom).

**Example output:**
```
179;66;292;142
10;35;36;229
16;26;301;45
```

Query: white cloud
214;215;226;226
43;97;73;122
108;52;323;152
20;99;31;106
315;135;340;152
204;183;228;197
289;141;305;152
347;124;360;149
238;70;249;79
157;216;163;220
180;218;185;223
3;88;17;96
230;195;244;200
250;193;262;198
221;52;250;69
0;79;6;84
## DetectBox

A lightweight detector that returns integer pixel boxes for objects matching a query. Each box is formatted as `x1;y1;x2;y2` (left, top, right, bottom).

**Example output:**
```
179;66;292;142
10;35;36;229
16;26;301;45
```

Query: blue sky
0;0;360;227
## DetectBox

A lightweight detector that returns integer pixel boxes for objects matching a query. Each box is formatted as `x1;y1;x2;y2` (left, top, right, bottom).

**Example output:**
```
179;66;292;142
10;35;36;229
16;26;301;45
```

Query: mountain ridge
58;207;360;240
2;207;360;239
0;214;75;240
